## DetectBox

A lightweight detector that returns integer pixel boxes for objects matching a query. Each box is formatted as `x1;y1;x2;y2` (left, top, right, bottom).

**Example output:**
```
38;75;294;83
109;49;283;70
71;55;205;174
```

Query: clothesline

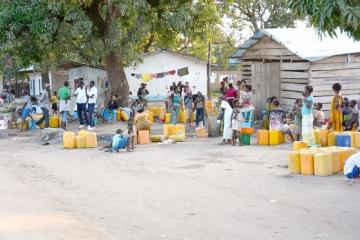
131;67;189;82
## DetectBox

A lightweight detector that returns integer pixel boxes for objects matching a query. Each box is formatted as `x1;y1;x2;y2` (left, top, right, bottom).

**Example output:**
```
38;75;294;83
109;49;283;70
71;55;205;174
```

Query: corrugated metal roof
230;28;360;62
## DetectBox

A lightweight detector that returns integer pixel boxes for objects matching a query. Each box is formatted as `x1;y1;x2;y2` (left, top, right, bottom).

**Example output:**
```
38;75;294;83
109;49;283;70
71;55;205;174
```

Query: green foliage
0;0;228;71
229;0;297;33
288;0;360;39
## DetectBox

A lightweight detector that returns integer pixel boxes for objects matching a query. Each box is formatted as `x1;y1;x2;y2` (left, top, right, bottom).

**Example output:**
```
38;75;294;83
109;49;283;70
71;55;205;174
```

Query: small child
184;91;193;126
344;152;360;180
269;100;294;142
349;100;359;131
343;98;352;131
231;99;243;146
313;102;325;128
51;91;58;115
111;129;130;152
125;122;135;151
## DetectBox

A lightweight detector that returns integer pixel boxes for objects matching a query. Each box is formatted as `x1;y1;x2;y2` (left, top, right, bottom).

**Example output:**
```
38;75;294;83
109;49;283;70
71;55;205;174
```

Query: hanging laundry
164;72;169;76
131;73;135;77
142;74;153;82
135;74;142;79
151;73;157;79
157;72;165;78
169;70;176;75
177;67;189;77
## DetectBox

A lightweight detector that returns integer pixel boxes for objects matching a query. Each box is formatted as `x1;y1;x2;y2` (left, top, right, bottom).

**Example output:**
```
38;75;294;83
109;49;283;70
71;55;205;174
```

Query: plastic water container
75;136;86;148
137;130;150;144
120;111;129;121
288;151;301;174
123;107;131;119
49;116;60;128
163;124;175;137
150;135;164;142
241;122;251;128
293;141;308;151
319;129;328;147
257;130;268;145
175;124;186;136
196;127;207;138
300;151;314;175
313;130;320;145
314;152;333;176
178;111;186;123
63;131;76;149
336;134;352;147
168;135;185;142
116;111;122;121
329;150;341;174
269;130;281;145
241;134;251;145
85;132;97;148
353;132;360;148
241;128;254;135
165;113;171;124
147;111;154;124
327;132;337;146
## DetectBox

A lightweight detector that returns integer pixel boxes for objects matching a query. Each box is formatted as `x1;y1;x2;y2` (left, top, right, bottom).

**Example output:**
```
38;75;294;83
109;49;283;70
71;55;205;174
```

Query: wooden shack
230;28;360;118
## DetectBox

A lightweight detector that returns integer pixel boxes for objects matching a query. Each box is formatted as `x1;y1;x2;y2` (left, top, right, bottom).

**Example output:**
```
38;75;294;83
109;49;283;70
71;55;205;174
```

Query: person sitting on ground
20;90;33;131
269;100;294;142
111;129;130;152
344;152;360;180
313;102;325;128
231;99;243;146
51;91;58;116
342;98;352;131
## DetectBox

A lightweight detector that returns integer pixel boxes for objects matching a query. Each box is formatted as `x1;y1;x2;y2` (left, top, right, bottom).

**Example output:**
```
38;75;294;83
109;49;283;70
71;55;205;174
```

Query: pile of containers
63;130;97;149
257;129;286;146
289;141;357;176
150;124;186;143
240;123;254;145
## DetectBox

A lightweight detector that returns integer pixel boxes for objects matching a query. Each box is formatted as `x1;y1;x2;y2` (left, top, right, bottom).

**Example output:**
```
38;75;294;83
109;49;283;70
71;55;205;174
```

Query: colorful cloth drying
177;67;189;77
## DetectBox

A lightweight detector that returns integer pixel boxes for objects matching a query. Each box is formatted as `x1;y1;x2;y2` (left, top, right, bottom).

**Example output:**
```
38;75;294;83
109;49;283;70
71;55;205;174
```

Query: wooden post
207;42;211;100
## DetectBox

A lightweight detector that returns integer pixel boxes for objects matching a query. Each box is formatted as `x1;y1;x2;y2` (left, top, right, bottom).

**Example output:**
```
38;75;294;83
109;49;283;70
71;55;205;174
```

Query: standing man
137;83;149;106
86;80;97;130
58;81;71;130
194;91;205;127
36;83;51;128
74;79;88;129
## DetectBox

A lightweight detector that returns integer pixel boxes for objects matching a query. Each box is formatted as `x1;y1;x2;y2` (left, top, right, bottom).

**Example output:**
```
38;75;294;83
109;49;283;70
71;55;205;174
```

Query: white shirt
75;87;87;104
87;86;98;104
344;152;360;175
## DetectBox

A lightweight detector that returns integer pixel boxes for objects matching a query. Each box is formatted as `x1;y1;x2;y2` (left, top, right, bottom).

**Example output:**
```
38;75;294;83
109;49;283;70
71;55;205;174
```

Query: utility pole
207;41;211;100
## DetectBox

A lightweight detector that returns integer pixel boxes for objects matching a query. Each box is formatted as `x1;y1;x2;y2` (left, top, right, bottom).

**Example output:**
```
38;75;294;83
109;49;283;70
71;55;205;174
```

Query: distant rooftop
230;28;360;62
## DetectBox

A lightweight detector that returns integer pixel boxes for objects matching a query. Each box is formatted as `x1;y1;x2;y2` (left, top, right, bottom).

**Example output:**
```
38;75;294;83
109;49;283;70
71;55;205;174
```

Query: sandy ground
0;125;359;240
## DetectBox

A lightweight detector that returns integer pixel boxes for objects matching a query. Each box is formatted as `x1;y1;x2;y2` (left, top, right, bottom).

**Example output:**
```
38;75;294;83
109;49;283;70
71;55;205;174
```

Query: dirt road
0;133;359;240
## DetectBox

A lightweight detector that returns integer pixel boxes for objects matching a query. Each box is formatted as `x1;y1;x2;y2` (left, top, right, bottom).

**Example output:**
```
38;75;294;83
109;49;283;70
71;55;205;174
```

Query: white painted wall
124;51;208;99
29;72;42;96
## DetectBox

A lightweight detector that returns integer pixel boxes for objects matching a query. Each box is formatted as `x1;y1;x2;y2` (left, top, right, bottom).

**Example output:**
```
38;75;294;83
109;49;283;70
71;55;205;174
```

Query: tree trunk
104;50;129;107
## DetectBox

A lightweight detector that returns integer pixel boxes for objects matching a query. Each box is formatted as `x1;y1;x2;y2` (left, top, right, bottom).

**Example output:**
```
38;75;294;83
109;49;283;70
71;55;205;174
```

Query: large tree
0;0;226;105
288;0;360;39
229;0;297;33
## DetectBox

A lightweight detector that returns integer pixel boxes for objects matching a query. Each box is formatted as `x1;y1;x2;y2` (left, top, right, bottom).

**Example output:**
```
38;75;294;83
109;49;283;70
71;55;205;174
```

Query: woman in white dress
220;100;233;144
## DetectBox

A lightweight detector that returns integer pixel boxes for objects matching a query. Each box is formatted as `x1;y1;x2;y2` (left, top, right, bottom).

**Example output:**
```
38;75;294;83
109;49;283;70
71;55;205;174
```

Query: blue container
336;134;352;147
